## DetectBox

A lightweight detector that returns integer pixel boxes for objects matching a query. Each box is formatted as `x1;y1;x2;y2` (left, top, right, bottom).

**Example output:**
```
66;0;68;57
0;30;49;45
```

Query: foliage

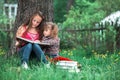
105;25;117;52
0;15;12;53
0;15;9;24
0;0;11;25
59;0;104;49
0;48;120;80
4;0;17;4
59;25;118;53
62;0;106;29
59;30;78;49
59;0;120;50
0;30;11;51
0;0;16;52
0;48;5;55
97;0;120;15
0;0;4;14
53;0;68;23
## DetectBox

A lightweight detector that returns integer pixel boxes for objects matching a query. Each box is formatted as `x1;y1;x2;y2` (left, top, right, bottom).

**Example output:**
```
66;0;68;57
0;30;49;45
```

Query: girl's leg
19;43;32;63
32;43;48;64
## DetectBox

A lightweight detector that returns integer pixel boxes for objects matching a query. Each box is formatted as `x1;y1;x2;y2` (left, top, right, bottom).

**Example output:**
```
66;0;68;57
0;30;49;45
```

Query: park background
0;0;120;80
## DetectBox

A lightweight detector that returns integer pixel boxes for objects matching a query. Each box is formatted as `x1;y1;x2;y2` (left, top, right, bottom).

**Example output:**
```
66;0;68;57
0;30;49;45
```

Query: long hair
44;22;58;38
23;11;45;39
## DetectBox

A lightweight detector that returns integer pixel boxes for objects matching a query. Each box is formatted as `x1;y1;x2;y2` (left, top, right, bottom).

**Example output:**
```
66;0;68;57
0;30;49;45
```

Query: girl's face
43;28;51;37
32;15;42;28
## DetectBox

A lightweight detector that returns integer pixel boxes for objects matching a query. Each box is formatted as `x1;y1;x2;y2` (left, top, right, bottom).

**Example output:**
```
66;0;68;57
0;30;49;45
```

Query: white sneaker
22;62;28;69
45;63;50;68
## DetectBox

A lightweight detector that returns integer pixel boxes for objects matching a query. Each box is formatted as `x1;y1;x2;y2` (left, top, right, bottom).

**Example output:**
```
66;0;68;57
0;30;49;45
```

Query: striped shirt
42;36;60;55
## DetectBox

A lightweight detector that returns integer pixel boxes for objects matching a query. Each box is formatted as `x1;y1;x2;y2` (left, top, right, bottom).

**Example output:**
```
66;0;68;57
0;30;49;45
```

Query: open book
16;36;50;45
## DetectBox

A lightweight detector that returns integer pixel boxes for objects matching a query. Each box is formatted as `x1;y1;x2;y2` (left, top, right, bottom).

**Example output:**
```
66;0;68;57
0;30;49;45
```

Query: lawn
0;48;120;80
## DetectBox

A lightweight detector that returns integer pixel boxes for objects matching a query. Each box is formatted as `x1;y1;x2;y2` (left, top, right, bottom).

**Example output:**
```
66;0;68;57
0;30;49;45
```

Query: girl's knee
33;43;41;48
26;43;32;49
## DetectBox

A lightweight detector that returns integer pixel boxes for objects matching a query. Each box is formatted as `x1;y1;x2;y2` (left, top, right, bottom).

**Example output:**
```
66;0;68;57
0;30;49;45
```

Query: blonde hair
44;22;58;38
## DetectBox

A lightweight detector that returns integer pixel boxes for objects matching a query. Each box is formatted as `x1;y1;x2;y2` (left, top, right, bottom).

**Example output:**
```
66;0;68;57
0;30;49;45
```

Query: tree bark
66;0;74;11
7;0;53;57
116;27;120;49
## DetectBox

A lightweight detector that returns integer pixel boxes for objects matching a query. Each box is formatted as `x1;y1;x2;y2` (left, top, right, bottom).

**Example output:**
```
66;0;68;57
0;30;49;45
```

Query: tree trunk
66;0;74;11
7;0;53;57
116;27;120;49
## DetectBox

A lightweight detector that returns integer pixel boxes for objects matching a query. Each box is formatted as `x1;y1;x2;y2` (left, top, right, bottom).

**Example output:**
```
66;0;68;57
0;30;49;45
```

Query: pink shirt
22;31;40;41
21;26;40;41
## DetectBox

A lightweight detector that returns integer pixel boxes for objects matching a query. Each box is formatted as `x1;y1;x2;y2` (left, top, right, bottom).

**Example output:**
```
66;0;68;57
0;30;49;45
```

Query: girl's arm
15;25;26;47
42;38;60;45
16;25;26;37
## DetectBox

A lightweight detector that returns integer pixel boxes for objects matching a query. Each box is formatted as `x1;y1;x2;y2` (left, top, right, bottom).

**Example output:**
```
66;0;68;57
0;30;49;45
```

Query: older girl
15;11;48;69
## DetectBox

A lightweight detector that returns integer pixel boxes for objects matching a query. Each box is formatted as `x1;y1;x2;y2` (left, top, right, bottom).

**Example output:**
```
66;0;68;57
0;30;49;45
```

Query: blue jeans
19;43;48;64
46;54;59;58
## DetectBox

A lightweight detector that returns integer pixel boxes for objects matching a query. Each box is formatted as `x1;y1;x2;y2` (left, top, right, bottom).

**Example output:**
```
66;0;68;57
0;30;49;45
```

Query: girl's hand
15;41;20;47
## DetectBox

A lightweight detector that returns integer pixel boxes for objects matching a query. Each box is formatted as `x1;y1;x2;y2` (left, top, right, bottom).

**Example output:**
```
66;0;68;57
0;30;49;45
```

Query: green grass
0;48;120;80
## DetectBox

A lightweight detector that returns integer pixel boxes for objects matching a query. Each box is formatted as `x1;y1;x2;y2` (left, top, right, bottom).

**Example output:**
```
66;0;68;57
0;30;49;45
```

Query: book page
16;36;50;45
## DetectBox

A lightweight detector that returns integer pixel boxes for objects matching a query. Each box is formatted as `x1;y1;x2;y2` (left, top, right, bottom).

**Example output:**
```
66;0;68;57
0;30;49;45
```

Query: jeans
46;54;59;58
19;43;48;64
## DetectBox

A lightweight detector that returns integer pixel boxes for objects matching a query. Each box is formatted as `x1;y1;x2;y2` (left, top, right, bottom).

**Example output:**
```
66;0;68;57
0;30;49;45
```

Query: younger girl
15;11;48;69
41;22;71;63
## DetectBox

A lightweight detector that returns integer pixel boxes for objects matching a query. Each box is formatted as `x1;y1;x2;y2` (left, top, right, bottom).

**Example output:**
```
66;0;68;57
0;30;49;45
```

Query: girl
41;22;72;63
15;11;48;69
42;22;81;70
